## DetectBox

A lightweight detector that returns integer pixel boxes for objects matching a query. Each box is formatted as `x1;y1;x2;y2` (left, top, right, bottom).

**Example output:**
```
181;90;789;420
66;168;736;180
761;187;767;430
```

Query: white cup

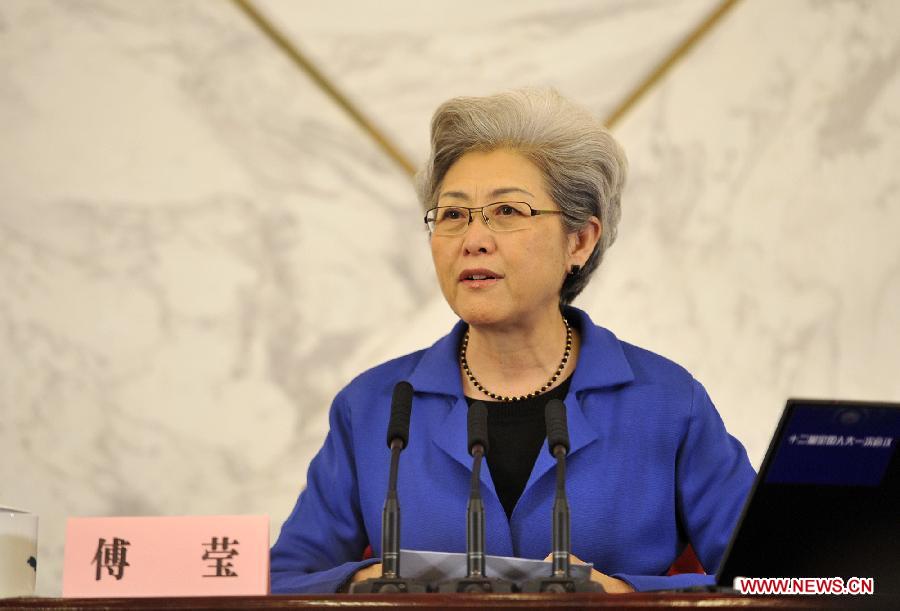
0;507;38;598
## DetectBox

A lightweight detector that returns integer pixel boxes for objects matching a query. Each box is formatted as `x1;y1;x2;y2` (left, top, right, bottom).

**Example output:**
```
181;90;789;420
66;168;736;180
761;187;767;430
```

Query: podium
1;593;890;609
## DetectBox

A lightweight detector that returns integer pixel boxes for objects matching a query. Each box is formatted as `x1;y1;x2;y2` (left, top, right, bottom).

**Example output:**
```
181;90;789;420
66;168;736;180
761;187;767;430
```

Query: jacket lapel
524;390;603;492
406;319;498;495
520;307;636;502
406;319;466;398
431;396;498;497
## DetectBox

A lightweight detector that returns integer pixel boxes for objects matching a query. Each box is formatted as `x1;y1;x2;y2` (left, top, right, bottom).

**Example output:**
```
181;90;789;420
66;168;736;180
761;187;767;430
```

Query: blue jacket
270;307;755;593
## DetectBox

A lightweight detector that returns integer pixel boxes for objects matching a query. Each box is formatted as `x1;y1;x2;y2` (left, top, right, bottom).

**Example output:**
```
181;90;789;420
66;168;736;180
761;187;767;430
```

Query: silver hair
416;87;628;305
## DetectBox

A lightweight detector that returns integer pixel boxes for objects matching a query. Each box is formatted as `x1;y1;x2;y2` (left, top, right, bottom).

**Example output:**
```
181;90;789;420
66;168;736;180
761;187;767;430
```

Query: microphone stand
438;402;515;593
521;400;603;593
466;444;487;581
350;382;428;594
381;437;404;581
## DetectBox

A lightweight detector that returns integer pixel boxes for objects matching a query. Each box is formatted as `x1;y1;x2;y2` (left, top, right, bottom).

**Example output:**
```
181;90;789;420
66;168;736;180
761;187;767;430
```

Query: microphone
386;380;413;451
546;398;572;579
521;399;603;593
350;381;427;594
438;402;514;593
466;401;489;580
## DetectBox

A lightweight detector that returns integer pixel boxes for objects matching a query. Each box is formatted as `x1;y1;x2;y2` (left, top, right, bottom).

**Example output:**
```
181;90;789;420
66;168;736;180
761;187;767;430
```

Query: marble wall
1;0;898;595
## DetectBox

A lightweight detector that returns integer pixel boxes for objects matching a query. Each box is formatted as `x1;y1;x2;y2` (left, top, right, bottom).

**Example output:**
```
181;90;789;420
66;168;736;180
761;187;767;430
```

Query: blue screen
766;405;900;486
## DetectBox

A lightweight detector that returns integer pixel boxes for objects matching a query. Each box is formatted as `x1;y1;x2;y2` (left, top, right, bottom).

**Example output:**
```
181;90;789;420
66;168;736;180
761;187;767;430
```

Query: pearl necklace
459;317;572;402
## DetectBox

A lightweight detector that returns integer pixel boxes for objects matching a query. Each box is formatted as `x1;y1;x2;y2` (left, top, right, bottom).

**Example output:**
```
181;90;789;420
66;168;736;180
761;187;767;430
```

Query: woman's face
430;148;587;330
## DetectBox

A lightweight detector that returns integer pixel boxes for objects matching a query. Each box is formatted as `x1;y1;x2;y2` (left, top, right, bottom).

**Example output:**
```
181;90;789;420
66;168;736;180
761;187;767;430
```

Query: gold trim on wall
603;0;742;128
230;0;417;177
233;0;742;176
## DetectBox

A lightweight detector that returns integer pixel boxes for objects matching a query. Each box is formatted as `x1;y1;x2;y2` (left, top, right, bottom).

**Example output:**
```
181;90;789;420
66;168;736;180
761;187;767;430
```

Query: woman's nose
462;211;496;254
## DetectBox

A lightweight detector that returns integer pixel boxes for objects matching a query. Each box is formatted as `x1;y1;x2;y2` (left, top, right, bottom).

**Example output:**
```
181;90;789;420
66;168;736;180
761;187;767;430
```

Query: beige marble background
1;0;898;595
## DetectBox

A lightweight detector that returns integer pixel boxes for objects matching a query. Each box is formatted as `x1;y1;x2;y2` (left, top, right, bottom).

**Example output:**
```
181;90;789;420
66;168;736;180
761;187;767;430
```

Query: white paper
399;549;593;583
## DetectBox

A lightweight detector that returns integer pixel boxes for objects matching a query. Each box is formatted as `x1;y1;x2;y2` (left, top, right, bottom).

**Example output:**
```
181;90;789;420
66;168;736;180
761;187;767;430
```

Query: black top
465;374;573;520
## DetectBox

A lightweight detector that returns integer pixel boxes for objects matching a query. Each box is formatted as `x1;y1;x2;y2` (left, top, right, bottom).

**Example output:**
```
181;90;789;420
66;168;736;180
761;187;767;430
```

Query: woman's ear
567;216;602;267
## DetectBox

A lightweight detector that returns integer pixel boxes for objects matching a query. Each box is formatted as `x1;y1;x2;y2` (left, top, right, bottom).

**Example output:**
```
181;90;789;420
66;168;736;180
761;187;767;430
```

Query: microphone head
386;381;414;449
467;401;489;456
544;399;570;456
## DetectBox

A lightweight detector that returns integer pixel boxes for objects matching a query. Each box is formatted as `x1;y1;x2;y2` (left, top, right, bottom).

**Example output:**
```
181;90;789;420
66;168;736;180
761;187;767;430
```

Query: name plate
63;515;268;597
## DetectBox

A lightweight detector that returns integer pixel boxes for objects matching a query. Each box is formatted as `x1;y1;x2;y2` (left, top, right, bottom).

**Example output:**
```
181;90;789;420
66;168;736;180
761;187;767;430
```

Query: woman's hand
543;553;634;593
349;562;382;585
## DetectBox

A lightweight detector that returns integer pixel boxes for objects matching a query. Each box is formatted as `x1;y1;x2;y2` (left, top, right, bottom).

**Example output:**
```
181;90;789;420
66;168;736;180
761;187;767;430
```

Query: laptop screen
716;399;900;593
766;403;899;487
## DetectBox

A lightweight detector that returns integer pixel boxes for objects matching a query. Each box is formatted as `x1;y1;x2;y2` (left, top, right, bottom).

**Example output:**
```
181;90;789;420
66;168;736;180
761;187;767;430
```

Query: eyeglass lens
427;202;533;235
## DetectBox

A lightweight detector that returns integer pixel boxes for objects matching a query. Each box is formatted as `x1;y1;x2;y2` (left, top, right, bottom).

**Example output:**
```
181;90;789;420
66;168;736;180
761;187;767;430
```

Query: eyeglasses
424;201;563;236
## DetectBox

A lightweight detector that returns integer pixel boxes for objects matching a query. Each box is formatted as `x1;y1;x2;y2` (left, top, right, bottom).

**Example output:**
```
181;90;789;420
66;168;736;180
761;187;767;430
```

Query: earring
568;264;581;276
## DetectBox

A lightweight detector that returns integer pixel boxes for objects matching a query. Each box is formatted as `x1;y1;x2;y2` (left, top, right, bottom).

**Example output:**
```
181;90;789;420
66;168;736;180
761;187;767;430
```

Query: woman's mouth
459;269;503;288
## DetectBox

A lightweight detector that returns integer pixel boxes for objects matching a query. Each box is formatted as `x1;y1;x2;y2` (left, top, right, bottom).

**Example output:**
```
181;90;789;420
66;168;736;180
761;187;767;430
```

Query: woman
270;88;754;593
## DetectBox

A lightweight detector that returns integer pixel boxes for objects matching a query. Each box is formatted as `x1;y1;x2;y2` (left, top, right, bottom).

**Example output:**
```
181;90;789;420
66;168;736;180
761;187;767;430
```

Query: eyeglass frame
423;201;564;235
